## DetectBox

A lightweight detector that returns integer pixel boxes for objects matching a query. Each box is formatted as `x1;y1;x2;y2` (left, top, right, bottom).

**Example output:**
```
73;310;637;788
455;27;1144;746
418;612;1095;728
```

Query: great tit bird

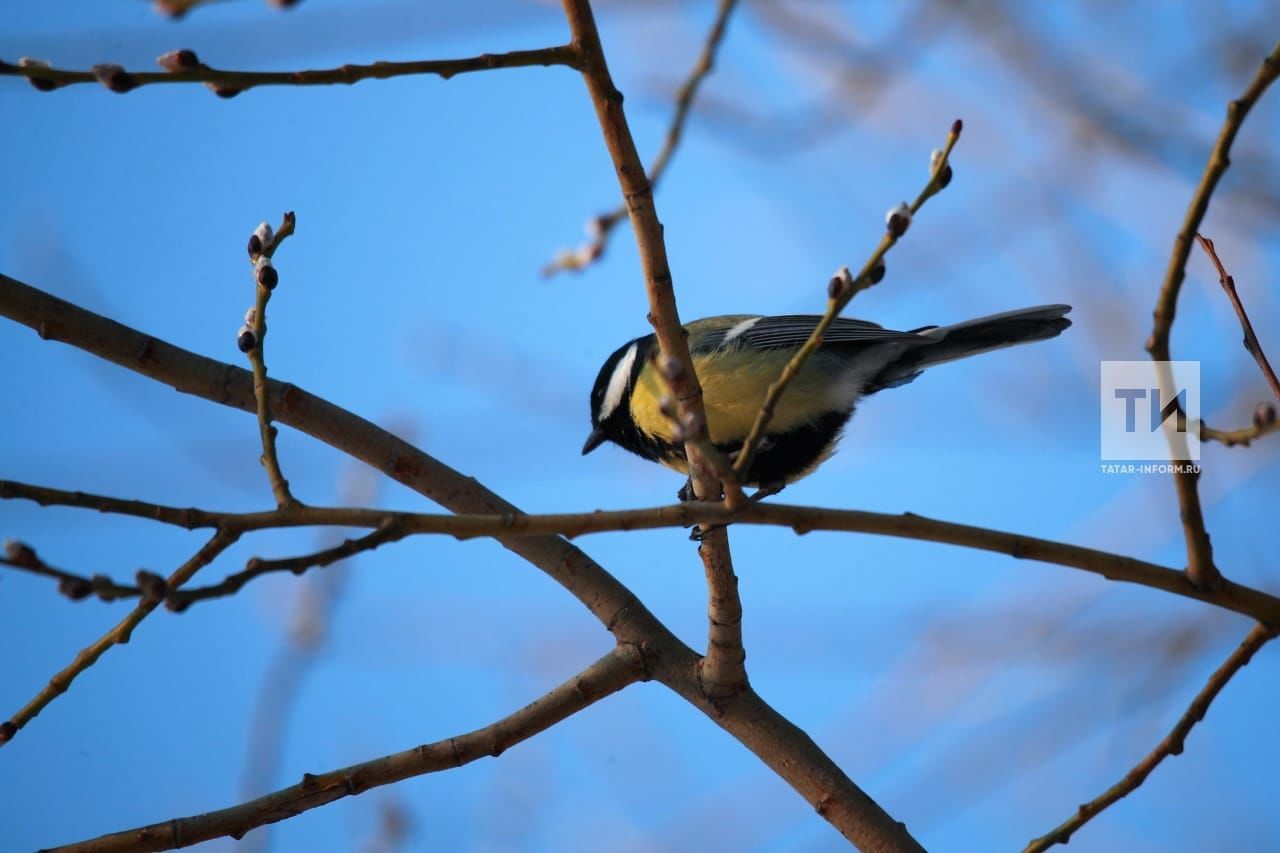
583;305;1071;488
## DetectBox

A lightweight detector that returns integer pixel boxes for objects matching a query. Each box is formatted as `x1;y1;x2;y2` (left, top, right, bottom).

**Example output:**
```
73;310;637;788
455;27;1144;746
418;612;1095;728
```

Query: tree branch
1145;39;1280;589
560;0;756;724
0;530;238;745
543;0;740;276
46;645;645;852
1024;623;1276;852
1;540;141;602
0;45;582;97
244;213;301;508
1195;233;1280;402
731;121;961;482
6;479;1280;626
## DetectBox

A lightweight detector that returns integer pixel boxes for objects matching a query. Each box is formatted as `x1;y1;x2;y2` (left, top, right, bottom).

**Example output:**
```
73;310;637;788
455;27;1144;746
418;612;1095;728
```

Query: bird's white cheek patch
600;342;638;421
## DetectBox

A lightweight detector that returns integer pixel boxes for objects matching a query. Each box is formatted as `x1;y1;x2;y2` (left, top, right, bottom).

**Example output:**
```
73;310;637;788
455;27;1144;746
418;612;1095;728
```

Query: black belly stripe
608;407;853;486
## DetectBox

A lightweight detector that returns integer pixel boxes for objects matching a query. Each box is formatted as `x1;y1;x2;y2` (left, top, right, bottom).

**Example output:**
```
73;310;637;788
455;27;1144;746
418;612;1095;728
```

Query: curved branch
47;646;645;852
1145;39;1280;589
1196;233;1280;403
543;0;740;276
1025;623;1276;852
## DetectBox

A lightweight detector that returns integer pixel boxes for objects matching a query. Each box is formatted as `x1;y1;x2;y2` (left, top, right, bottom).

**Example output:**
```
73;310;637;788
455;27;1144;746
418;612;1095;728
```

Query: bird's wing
695;315;917;353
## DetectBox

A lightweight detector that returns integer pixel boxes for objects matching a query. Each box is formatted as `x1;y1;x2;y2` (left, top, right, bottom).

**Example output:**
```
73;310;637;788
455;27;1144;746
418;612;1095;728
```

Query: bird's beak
581;426;607;455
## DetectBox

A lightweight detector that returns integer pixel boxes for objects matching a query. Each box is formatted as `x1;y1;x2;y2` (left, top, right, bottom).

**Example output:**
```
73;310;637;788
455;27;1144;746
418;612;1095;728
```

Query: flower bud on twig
1254;403;1277;430
237;325;257;353
93;64;137;93
206;83;243;99
136;570;168;603
157;49;200;73
886;203;912;238
3;539;35;566
255;256;278;290
827;266;854;301
19;57;56;91
57;577;92;601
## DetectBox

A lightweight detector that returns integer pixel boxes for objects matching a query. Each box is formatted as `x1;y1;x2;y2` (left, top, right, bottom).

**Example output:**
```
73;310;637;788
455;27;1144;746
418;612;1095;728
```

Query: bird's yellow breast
629;347;840;455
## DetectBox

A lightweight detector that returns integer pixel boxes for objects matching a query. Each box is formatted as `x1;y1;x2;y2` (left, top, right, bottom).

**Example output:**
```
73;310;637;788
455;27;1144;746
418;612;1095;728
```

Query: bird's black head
583;335;653;455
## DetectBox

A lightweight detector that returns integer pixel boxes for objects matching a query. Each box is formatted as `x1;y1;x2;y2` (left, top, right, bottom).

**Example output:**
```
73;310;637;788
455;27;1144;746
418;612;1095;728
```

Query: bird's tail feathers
869;304;1071;391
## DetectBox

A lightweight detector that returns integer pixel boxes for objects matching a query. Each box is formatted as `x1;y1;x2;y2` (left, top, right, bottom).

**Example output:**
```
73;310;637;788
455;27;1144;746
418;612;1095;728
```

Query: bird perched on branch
583;305;1071;489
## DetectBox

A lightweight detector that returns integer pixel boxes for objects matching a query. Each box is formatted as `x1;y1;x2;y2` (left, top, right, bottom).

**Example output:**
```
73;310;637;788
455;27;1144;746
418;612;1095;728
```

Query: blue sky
2;2;1278;851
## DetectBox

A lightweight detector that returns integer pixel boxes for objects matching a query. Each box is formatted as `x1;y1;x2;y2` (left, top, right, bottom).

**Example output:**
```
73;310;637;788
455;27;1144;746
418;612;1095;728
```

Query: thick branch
656;654;925;853
696;526;747;699
6;481;1280;626
48;646;644;852
0;273;669;648
1145;40;1280;589
1024;623;1276;852
0;45;582;96
560;0;755;733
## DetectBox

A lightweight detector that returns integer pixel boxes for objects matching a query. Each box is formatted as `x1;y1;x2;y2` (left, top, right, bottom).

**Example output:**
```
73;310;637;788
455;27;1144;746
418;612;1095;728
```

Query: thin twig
171;519;406;610
6;480;1280;625
0;541;140;601
246;213;300;508
1024;623;1276;852
1145;39;1280;590
1195;233;1280;402
0;45;582;97
543;0;740;276
732;121;962;481
1198;414;1280;447
46;646;644;852
0;530;238;746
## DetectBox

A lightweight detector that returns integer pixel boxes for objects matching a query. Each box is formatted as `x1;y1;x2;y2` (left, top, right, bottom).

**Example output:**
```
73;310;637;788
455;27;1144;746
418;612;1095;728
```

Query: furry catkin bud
157;49;199;72
244;306;257;325
253;221;273;251
136;570;167;603
255;256;278;290
247;234;263;259
886;203;912;238
1255;403;1277;429
93;64;137;93
937;165;954;189
827;275;845;301
207;83;242;99
58;577;93;601
828;266;854;301
237;326;257;353
20;57;57;91
869;261;886;284
3;539;35;565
